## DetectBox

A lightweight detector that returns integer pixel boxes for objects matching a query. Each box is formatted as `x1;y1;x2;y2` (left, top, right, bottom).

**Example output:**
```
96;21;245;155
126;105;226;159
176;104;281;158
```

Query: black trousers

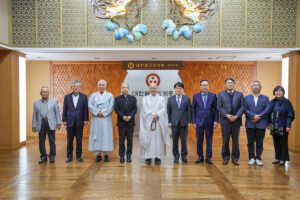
273;132;290;161
118;126;134;157
67;122;84;159
246;128;265;160
39;120;56;159
172;123;188;159
221;124;240;161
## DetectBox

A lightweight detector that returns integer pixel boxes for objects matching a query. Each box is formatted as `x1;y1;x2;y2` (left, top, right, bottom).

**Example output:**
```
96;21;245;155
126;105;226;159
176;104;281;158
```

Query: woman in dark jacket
269;86;295;166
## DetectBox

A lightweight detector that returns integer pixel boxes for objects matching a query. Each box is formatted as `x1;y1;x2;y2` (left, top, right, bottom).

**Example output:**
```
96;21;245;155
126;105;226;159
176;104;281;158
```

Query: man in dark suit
63;80;89;163
244;81;270;166
167;82;191;163
192;80;218;164
114;83;137;163
217;78;245;165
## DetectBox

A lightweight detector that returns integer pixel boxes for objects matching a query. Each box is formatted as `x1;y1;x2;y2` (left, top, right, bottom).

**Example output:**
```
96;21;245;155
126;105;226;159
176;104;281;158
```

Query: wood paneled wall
51;62;127;137
180;61;257;136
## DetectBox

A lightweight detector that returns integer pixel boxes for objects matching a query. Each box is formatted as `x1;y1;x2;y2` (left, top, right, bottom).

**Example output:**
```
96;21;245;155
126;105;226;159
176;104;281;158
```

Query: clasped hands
123;116;132;122
97;111;104;118
152;113;159;122
225;114;239;122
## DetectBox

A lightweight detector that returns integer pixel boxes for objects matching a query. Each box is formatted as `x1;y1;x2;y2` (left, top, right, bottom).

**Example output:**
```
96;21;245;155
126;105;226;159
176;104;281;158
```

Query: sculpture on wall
162;0;218;40
91;0;148;43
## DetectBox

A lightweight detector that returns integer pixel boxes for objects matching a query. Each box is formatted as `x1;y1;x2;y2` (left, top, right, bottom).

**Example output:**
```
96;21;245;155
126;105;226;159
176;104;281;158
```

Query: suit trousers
67;121;84;159
273;132;290;161
246;128;265;160
118;126;134;157
196;125;214;159
39;120;56;159
221;124;240;161
172;122;188;159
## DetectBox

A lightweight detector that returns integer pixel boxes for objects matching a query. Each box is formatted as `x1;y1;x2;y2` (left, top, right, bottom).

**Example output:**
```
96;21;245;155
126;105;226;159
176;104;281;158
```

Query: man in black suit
217;78;245;165
114;83;137;163
63;80;89;163
167;82;192;163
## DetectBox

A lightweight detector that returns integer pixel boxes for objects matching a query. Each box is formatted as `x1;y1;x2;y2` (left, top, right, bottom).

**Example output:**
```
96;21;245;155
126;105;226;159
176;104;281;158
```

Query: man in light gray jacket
32;86;61;164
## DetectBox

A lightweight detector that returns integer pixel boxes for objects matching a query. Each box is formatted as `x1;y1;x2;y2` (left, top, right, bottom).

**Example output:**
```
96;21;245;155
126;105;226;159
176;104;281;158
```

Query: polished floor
0;132;300;200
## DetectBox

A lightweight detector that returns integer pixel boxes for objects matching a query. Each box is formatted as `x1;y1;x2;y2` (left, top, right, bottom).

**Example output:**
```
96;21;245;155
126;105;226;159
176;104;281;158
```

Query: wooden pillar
284;50;300;152
0;50;25;150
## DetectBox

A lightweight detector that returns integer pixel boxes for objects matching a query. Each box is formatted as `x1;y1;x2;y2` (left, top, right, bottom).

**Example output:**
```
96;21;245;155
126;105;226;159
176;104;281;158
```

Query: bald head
149;83;158;96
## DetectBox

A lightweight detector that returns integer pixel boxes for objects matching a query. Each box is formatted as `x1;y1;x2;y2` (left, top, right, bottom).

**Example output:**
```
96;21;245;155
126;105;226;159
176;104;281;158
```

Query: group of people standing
32;78;295;167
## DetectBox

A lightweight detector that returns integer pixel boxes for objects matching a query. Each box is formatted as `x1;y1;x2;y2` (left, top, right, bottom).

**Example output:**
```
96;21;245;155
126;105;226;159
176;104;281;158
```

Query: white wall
0;0;9;45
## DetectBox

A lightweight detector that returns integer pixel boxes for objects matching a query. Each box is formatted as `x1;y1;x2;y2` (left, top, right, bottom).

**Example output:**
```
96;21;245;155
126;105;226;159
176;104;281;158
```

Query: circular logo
146;73;161;87
127;62;135;69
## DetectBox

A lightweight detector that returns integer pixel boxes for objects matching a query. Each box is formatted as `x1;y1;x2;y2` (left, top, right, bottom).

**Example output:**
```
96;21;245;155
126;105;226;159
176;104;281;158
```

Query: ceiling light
151;57;157;60
265;57;271;59
94;57;100;60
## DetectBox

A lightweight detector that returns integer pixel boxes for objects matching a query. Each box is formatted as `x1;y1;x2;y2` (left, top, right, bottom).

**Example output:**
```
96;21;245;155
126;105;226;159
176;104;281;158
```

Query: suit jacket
62;92;89;127
192;92;219;127
114;94;137;127
244;94;270;129
32;98;61;132
167;95;192;127
217;90;245;126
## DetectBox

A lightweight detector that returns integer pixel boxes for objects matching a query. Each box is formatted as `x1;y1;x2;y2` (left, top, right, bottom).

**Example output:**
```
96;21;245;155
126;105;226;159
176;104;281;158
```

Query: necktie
203;94;207;109
177;96;181;109
229;91;233;96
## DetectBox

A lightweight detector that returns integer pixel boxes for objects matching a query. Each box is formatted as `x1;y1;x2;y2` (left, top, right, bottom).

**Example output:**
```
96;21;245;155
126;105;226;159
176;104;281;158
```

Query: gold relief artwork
162;0;218;40
91;0;149;43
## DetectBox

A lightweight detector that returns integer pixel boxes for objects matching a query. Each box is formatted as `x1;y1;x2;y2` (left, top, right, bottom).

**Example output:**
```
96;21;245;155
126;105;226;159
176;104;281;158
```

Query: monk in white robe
88;79;114;162
139;83;170;164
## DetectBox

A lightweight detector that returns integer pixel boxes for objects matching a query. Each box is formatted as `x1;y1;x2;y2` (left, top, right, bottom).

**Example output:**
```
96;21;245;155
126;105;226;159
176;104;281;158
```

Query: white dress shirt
72;94;79;109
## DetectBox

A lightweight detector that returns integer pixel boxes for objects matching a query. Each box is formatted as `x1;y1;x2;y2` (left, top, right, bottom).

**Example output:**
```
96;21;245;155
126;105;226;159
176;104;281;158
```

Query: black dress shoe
155;158;161;164
182;157;188;163
145;158;152;164
174;158;179;163
95;155;102;162
195;158;204;164
50;158;55;163
232;160;240;165
66;158;73;163
272;160;280;164
205;159;213;164
120;157;125;163
104;155;110;162
222;159;229;165
127;154;132;162
76;157;83;162
278;161;285;166
38;158;47;164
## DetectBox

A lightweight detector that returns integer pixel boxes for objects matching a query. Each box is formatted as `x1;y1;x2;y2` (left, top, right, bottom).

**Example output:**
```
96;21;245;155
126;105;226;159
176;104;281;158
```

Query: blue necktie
203;94;207;109
177;96;181;109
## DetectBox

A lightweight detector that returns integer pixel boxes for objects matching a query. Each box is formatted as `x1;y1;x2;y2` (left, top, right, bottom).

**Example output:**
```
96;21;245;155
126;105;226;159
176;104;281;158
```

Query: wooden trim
0;141;26;150
282;50;300;58
0;50;25;58
50;61;54;98
183;61;256;64
52;61;123;64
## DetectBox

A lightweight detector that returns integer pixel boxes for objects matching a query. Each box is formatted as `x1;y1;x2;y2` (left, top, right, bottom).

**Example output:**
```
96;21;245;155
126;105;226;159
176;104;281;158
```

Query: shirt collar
252;93;260;97
202;92;208;96
72;93;79;97
176;95;182;98
227;90;235;93
99;91;106;96
41;98;48;103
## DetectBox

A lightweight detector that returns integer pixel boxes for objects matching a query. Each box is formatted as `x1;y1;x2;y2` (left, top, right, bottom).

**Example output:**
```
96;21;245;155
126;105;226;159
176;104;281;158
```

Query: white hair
97;79;107;86
121;82;129;88
70;80;82;86
40;86;49;92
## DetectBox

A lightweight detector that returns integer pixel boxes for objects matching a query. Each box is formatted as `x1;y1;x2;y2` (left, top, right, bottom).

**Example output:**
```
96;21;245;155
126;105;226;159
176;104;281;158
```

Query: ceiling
1;44;299;61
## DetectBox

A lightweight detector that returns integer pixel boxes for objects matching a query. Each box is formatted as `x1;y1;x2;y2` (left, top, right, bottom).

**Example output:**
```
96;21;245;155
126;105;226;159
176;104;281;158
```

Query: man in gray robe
88;79;114;162
139;83;170;165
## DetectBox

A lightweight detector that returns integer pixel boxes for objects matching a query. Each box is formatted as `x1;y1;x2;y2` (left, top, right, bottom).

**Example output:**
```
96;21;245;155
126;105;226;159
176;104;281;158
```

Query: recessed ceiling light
94;57;100;60
265;57;271;59
151;57;157;60
37;56;43;59
208;57;213;59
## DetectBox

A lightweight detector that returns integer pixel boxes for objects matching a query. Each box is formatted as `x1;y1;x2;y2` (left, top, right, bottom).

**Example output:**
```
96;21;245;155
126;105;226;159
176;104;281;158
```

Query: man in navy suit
63;80;89;163
114;83;137;163
217;78;245;165
192;80;218;164
167;82;191;163
244;81;270;166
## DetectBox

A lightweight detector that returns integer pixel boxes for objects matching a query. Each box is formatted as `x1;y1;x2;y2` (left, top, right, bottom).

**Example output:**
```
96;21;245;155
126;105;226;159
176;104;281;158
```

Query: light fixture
19;57;26;143
282;57;289;98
